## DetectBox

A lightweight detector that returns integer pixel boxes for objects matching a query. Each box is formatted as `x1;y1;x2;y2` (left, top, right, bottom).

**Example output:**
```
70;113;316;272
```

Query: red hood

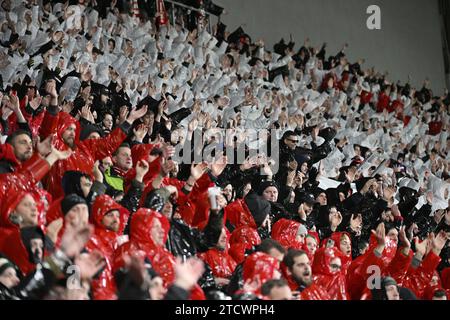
280;261;299;291
2;227;42;276
0;189;31;229
243;252;280;292
229;226;261;247
271;219;303;250
53;112;81;150
312;247;342;276
198;248;237;279
92;195;129;235
0;143;21;167
328;232;353;272
129;208;170;249
224;199;257;229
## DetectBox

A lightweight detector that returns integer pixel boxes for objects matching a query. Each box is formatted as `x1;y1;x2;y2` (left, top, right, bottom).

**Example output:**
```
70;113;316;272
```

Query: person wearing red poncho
85;195;129;300
281;249;331;300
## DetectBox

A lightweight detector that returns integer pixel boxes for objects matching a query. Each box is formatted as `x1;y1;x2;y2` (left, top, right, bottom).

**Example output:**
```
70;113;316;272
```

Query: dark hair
256;239;286;255
6;129;32;145
113;143;131;156
433;289;447;298
283;249;307;270
282;130;297;140
261;279;289;296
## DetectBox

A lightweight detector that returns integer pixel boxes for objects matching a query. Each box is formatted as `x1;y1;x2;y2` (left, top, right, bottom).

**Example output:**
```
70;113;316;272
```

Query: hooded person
281;248;331;300
323;232;353;274
225;191;271;262
40;102;147;199
143;184;223;295
113;209;175;287
370;276;400;300
1;226;45;276
0;190;40;250
241;252;281;296
85;195;129;300
271;218;307;251
198;227;237;290
311;246;349;300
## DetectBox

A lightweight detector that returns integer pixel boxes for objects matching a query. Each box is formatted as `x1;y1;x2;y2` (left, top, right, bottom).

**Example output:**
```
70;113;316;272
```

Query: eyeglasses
286;138;299;143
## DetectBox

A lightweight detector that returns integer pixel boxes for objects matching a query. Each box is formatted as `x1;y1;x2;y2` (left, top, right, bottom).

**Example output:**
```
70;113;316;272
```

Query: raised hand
431;231;450;256
60;223;94;258
173;257;205;291
127;105;148;123
398;225;411;251
74;250;106;281
414;236;428;259
190;162;208;181
93;160;103;183
133;124;149;143
80;105;95;123
45;80;58;98
36;134;54;157
372;222;386;247
135;160;149;182
46;218;63;244
188;118;199;132
210;154;228;177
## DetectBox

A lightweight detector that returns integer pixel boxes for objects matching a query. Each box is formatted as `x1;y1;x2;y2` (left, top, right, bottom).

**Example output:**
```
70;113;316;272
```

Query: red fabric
402;251;441;298
441;267;450;290
428;121;442;136
0;143;21;168
242;252;280;294
228;226;261;264
198;248;237;279
360;90;373;105
271;218;303;250
300;283;332;300
224;199;257;229
41;112;127;198
312;247;349;300
0;152;50;203
1;227;43;276
384;247;413;286
328;232;353;274
113;208;175;287
376;91;391;113
85;195;129;300
387;99;403;114
346;248;384;300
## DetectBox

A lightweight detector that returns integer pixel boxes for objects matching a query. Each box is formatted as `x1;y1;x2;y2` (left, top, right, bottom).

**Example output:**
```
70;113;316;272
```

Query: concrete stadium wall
214;0;446;94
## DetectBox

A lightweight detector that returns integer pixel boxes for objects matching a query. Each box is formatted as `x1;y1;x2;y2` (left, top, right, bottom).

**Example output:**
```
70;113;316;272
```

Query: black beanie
244;192;271;227
61;194;87;215
256;180;279;196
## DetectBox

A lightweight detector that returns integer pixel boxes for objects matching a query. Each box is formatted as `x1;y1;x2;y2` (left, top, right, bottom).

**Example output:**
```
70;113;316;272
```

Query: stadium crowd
0;0;449;300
